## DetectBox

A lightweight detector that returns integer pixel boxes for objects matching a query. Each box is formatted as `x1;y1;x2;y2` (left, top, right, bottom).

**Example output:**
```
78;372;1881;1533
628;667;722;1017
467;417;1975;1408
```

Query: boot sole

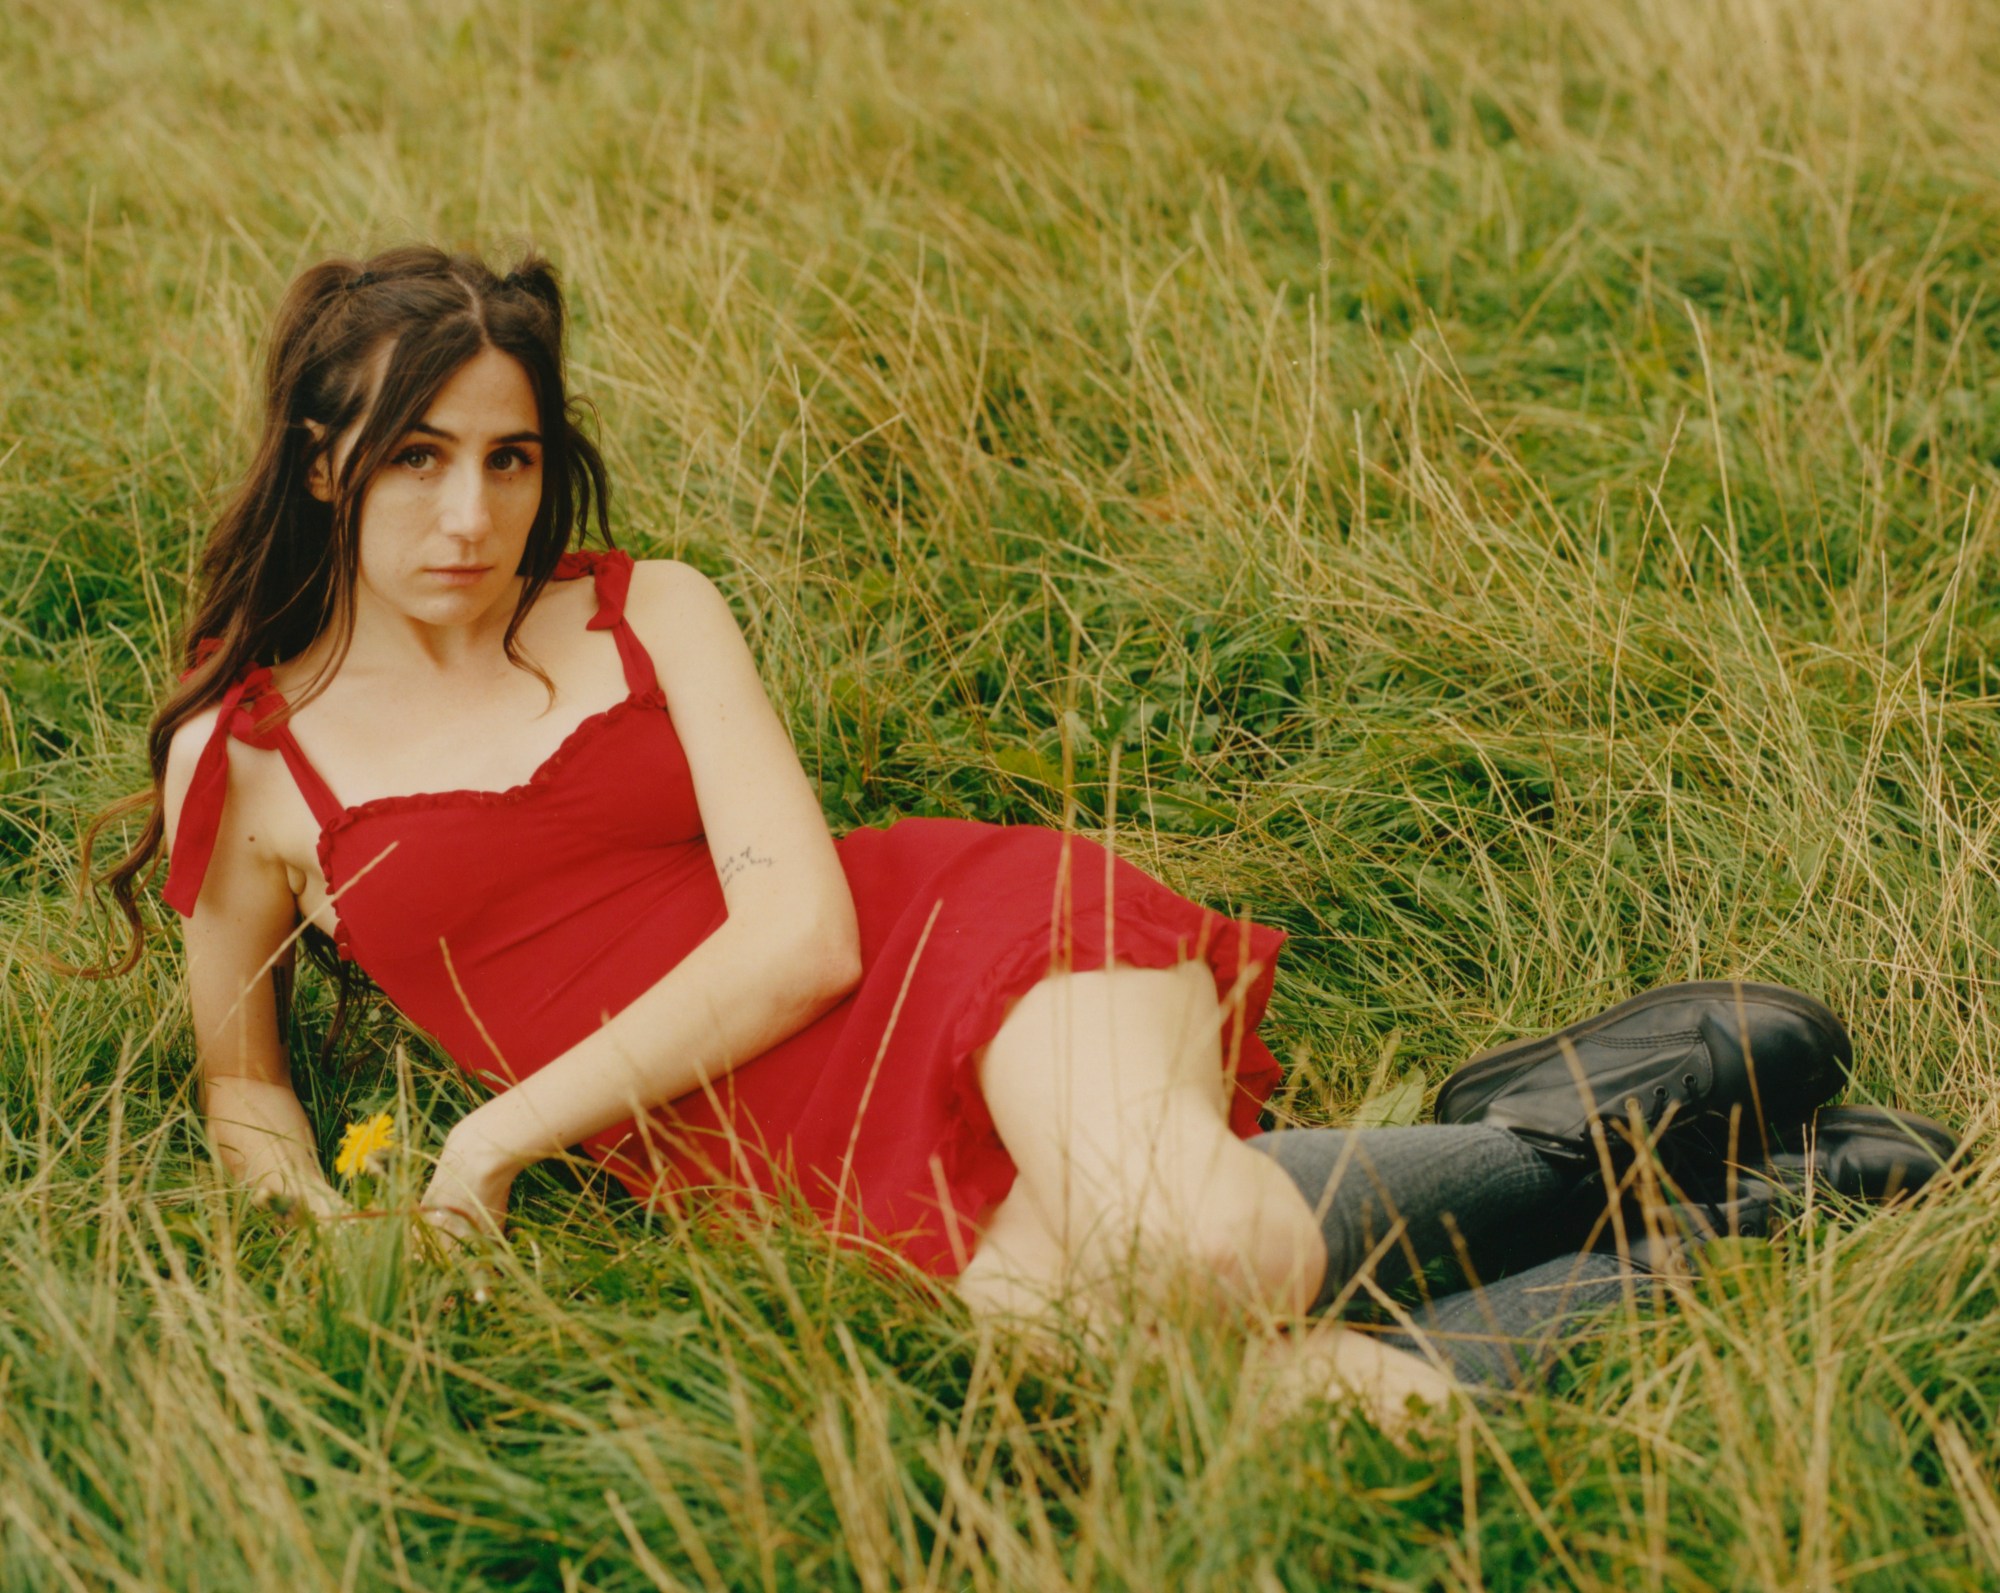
1793;1105;1959;1163
1436;979;1854;1129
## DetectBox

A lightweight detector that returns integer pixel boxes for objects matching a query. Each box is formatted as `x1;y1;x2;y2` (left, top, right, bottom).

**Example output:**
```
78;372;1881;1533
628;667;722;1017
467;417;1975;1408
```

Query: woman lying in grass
84;246;1959;1423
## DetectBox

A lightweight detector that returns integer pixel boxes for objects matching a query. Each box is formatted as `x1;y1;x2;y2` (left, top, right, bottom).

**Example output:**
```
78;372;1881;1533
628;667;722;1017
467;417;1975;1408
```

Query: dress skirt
584;818;1287;1275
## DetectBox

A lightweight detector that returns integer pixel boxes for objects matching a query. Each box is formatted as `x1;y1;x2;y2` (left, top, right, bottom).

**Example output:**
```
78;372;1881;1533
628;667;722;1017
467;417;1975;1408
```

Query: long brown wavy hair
79;244;612;985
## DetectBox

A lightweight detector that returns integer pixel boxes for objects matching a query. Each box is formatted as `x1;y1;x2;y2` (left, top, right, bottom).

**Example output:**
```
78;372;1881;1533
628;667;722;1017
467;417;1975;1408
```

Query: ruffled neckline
311;685;671;960
318;686;667;838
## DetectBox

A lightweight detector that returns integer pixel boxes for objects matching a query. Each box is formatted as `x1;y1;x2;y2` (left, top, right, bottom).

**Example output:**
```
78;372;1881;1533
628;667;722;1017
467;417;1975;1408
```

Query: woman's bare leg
955;961;1456;1422
960;961;1320;1311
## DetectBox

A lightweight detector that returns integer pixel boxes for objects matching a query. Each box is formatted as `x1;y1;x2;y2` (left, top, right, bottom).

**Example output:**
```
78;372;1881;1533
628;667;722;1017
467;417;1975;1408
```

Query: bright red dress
163;550;1287;1273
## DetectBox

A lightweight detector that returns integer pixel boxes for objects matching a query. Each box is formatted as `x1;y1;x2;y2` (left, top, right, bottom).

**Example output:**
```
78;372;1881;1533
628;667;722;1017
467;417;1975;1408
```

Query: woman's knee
977;962;1227;1220
1176;1150;1329;1315
979;962;1223;1117
975;959;1321;1308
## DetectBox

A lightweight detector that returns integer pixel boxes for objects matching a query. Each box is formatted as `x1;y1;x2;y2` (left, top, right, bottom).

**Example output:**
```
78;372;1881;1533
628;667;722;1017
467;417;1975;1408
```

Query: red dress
164;550;1287;1273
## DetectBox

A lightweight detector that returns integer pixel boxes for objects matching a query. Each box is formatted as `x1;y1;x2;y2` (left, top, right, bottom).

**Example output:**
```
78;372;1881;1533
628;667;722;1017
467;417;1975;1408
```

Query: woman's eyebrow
407;421;544;445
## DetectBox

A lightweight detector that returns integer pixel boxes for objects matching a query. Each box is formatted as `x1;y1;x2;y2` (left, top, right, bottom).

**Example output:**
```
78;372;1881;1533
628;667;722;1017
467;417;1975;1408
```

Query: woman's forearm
204;1074;341;1207
460;910;860;1174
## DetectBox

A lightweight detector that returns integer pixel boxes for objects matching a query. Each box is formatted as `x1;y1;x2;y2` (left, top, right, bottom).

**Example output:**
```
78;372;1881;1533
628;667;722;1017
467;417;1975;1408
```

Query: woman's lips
426;566;490;586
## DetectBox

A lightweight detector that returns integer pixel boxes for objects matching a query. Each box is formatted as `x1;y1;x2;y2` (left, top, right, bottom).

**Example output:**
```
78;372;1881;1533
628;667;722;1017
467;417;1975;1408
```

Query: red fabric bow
555;549;631;631
161;666;288;915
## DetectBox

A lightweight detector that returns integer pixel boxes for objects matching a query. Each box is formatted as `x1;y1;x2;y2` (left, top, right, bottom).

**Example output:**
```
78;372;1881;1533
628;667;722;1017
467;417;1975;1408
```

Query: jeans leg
1246;1124;1564;1314
1378;1250;1642;1387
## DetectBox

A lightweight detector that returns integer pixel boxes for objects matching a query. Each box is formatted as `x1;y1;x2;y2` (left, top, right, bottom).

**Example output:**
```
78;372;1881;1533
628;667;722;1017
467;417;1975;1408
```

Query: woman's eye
490;447;536;472
393;446;436;470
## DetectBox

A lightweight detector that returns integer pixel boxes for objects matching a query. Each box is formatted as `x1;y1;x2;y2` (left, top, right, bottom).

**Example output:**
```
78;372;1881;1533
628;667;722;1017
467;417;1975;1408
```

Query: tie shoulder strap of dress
554;546;660;699
161;664;344;917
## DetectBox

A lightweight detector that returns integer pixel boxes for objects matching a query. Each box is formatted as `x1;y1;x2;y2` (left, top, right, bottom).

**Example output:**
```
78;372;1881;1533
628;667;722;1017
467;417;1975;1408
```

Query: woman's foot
1244;1318;1458;1435
1433;980;1853;1169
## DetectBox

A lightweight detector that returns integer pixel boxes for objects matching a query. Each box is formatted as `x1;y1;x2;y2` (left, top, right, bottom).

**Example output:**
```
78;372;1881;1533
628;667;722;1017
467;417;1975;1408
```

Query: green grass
8;0;2000;1585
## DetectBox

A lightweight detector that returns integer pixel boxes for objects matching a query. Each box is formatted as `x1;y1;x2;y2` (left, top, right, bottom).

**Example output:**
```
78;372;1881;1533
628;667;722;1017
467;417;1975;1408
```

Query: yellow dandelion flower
334;1112;397;1178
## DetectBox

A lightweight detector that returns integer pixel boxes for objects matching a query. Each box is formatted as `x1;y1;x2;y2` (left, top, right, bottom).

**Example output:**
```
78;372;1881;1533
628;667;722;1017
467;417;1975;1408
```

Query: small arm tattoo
718;844;774;888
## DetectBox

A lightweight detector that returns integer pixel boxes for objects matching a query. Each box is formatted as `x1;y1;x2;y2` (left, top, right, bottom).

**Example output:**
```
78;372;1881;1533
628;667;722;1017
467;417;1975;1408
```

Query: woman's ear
302;419;334;503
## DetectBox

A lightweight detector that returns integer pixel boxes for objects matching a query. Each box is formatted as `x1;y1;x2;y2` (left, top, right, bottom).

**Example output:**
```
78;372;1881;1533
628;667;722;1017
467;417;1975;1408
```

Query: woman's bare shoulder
624;557;740;652
161;700;290;853
161;703;226;835
625;554;719;602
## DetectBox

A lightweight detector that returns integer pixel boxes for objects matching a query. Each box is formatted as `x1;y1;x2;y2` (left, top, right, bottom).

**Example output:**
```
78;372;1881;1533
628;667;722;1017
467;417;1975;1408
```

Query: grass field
9;0;2000;1585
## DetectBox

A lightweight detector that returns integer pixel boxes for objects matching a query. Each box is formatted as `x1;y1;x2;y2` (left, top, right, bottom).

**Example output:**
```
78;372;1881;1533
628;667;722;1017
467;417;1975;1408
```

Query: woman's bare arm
164;714;346;1215
436;560;862;1186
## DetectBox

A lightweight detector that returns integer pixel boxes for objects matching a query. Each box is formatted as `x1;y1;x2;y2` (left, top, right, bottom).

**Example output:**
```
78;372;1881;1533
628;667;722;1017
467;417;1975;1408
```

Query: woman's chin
384;576;516;628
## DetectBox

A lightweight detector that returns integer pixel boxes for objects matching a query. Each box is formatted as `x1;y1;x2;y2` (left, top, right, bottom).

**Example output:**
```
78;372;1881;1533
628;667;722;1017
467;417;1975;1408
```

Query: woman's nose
438;459;494;539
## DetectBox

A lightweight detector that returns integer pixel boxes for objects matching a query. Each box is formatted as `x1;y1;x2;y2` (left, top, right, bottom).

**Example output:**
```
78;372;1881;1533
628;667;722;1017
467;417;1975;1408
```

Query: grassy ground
7;0;2000;1585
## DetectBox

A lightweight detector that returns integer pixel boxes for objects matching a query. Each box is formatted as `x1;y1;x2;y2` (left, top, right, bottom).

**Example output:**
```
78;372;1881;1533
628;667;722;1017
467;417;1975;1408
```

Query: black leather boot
1434;980;1853;1169
1760;1105;1961;1201
1576;1103;1959;1262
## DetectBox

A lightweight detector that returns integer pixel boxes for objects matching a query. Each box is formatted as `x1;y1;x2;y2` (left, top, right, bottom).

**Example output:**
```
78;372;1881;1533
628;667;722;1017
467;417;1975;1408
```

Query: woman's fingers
414;1204;499;1303
418;1202;482;1242
417;1139;518;1238
254;1181;353;1225
300;1184;354;1222
412;1140;518;1305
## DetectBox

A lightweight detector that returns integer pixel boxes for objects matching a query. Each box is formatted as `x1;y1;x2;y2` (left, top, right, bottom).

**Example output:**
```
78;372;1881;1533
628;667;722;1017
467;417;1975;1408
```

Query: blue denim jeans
1248;1125;1645;1387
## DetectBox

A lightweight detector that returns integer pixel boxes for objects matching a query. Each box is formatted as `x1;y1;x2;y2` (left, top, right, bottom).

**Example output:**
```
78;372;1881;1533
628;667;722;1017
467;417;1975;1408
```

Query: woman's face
314;346;544;631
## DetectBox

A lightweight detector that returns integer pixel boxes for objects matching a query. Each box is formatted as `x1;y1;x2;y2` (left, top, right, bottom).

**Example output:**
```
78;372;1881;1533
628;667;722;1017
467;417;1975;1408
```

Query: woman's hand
417;1116;522;1252
257;1176;353;1225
